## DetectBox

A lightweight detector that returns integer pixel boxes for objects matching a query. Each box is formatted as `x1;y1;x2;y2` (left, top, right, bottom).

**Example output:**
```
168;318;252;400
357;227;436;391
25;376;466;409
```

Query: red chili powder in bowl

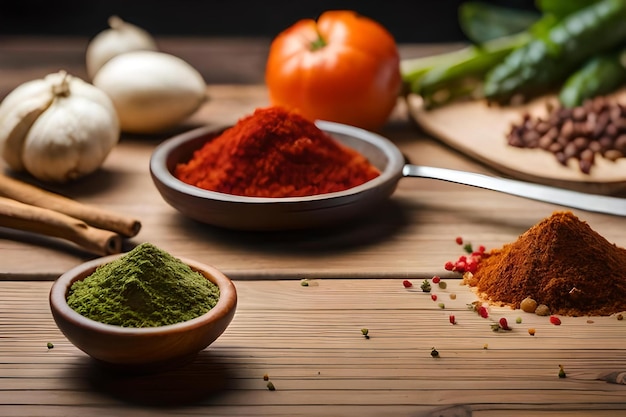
174;106;380;197
465;211;626;317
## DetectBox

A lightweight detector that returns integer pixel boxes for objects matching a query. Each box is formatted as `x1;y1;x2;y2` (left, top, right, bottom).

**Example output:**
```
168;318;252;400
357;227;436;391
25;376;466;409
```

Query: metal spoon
402;165;626;217
325;120;626;218
151;121;626;231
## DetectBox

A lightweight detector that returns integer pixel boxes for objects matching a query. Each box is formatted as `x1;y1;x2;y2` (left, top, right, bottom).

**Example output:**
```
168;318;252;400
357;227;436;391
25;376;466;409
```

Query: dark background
1;0;537;42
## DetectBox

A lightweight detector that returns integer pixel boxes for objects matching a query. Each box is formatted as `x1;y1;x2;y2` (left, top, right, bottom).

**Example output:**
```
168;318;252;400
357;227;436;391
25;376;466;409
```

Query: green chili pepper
484;0;626;103
401;46;478;92
403;7;554;108
417;33;531;102
559;46;626;108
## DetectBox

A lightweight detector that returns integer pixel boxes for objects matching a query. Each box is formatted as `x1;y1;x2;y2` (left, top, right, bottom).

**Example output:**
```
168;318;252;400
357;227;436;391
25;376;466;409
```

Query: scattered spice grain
464;211;626;316
535;305;551;316
46;342;54;349
520;296;538;313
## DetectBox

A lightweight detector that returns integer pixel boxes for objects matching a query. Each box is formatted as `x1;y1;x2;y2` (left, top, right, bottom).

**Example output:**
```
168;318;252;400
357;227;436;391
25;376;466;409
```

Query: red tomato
265;10;401;132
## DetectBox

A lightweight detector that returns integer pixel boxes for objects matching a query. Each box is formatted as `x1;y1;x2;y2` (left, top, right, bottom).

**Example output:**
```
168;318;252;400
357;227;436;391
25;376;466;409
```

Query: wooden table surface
1;36;626;417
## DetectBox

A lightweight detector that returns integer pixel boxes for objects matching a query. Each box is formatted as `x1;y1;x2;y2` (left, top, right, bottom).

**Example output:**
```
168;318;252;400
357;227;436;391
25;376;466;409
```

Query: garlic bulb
86;15;158;80
0;71;120;182
93;50;207;134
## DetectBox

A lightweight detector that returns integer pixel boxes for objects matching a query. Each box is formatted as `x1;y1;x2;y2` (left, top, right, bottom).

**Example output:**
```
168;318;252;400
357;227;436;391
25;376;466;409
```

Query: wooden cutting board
407;90;626;195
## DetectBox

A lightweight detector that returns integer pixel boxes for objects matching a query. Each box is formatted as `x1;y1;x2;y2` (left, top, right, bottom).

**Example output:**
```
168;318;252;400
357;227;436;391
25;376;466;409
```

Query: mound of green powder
67;242;220;327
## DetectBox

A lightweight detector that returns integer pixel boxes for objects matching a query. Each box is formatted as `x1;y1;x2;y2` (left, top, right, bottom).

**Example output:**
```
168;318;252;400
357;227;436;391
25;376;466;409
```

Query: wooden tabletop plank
2;85;624;279
2;280;626;416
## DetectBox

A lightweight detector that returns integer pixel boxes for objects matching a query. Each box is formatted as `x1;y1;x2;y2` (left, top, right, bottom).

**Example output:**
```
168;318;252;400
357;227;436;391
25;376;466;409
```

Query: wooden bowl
149;120;405;231
49;254;237;372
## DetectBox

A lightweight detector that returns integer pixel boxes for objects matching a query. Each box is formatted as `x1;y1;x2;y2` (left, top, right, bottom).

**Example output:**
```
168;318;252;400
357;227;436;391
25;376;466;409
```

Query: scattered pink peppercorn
465;258;478;273
432;275;441;284
402;280;413;288
446;239;488;274
431;294;438;301
499;317;511;330
478;306;489;318
550;316;562;326
455;236;463;245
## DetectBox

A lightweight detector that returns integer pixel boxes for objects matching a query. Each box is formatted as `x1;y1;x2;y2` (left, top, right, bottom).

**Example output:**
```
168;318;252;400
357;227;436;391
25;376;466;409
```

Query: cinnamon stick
0;174;141;237
0;196;122;256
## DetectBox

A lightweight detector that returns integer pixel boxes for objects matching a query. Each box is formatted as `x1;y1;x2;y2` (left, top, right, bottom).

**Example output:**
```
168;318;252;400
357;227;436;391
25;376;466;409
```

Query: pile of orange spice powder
175;106;380;198
464;211;626;317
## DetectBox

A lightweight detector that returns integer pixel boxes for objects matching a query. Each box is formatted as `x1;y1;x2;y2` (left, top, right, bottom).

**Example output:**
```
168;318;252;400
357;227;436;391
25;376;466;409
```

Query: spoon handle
402;165;626;217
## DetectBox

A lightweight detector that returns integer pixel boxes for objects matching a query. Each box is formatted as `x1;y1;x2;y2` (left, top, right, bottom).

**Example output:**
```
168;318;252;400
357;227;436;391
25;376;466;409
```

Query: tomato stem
310;31;327;51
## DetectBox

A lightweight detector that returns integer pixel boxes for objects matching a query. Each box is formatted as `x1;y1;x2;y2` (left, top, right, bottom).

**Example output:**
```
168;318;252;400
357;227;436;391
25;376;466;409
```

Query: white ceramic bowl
149;121;405;231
